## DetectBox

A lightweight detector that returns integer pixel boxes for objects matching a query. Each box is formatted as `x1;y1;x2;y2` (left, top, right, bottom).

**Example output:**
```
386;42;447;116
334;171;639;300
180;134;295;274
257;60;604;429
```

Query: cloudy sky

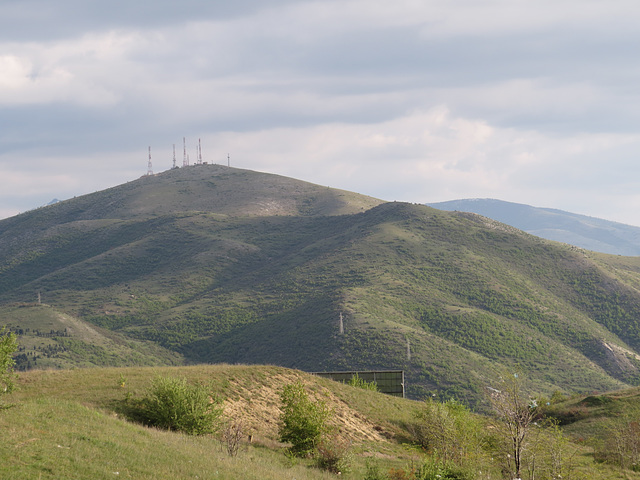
3;0;640;225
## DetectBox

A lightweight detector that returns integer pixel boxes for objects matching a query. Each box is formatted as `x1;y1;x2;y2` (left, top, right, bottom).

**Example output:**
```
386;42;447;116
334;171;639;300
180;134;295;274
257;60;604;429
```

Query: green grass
3;364;640;479
0;365;421;479
3;397;345;480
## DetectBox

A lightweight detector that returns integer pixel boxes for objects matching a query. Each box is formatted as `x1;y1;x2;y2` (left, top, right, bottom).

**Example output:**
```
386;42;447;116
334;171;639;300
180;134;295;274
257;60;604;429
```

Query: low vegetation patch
123;375;223;435
0;326;17;405
348;373;379;391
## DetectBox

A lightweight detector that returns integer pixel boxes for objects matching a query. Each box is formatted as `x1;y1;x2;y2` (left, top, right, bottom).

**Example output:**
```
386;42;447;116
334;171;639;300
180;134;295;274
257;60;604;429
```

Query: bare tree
221;419;246;457
488;373;537;480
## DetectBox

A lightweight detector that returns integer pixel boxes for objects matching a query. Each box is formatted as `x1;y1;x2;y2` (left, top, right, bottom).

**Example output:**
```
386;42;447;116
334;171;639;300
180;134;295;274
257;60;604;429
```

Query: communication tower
147;146;153;175
172;144;177;169
198;138;203;164
183;137;188;167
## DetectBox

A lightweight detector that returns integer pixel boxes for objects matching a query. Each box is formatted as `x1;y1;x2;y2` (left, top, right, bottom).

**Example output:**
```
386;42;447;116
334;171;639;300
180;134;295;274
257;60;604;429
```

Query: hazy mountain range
428;198;640;256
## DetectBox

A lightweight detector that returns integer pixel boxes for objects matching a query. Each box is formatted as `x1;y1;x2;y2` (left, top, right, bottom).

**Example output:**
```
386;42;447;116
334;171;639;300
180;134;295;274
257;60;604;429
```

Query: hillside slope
0;365;418;480
3;364;639;480
1;303;182;370
428;198;640;255
3;167;640;404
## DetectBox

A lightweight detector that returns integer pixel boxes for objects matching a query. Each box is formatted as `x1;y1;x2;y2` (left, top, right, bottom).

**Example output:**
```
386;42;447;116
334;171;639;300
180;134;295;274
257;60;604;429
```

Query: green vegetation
0;304;182;370
2;364;640;479
409;398;486;468
278;381;331;457
5;166;640;406
348;373;379;391
0;326;17;400
126;375;224;435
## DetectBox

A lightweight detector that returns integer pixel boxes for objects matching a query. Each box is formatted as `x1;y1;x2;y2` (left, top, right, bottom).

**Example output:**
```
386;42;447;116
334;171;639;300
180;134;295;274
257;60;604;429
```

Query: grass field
3;364;640;479
1;365;421;479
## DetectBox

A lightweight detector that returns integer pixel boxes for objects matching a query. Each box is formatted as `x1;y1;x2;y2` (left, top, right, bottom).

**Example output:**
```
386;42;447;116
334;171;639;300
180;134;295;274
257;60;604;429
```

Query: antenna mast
183;137;188;167
198;138;203;164
147;146;153;175
172;144;177;169
227;153;230;167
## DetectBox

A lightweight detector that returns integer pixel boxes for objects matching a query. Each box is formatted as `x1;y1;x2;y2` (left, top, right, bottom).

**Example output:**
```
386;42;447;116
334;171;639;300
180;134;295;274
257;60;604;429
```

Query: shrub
409;398;485;464
137;375;223;435
364;459;389;480
417;458;474;480
347;373;378;391
388;459;473;480
315;436;352;473
595;412;640;470
0;327;18;399
278;381;330;457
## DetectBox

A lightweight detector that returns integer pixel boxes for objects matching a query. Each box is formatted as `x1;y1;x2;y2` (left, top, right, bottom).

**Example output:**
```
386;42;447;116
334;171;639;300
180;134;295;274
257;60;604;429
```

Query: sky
3;0;640;225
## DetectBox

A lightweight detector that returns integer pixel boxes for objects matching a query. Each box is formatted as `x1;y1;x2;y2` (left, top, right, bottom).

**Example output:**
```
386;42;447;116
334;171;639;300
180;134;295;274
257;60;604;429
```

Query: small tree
221;418;245;457
488;373;537;480
0;327;18;399
410;397;486;466
278;381;330;457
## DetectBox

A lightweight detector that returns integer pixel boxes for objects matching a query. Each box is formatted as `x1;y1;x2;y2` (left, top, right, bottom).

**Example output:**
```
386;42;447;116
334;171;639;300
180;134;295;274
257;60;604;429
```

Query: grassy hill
1;303;182;370
2;364;640;479
4;165;640;405
0;365;407;479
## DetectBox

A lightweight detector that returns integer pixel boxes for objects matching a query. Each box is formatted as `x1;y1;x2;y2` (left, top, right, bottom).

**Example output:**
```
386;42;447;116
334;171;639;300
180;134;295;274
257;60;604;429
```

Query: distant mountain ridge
428;198;640;256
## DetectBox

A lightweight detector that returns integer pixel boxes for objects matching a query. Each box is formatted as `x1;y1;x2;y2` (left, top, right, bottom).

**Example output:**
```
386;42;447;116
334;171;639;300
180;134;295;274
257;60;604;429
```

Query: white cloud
192;106;640;222
3;0;640;227
0;31;151;107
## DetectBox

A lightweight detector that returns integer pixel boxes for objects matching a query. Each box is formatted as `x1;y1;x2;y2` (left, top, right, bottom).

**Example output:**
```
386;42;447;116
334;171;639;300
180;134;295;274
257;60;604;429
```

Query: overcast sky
3;1;640;225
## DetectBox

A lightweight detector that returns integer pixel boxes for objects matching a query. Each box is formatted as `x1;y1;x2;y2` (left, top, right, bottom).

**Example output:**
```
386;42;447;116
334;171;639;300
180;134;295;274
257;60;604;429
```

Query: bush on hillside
135;375;223;435
409;397;485;464
278;381;330;457
0;327;18;400
315;435;352;474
